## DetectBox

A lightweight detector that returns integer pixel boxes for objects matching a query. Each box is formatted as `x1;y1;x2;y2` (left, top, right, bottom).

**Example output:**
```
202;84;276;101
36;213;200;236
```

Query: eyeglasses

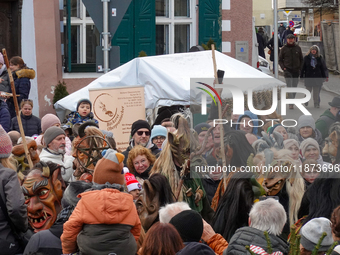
137;131;151;136
22;99;33;102
153;136;165;141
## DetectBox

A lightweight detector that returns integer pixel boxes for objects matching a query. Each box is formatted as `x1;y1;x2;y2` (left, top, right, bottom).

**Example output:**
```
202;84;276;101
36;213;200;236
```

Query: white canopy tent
55;50;285;120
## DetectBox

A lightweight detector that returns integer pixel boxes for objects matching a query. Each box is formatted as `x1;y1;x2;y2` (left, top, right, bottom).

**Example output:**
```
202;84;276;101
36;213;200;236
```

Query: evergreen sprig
245;245;256;255
53;81;69;106
312;232;327;255
264;231;273;254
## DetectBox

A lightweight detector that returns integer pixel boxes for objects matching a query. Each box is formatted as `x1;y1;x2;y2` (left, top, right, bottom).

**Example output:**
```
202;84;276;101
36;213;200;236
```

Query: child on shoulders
65;99;98;128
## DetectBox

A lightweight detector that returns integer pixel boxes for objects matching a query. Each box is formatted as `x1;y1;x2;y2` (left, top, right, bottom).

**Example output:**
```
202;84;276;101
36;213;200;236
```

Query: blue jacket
0;101;11;132
235;110;260;136
65;111;99;128
7;68;35;118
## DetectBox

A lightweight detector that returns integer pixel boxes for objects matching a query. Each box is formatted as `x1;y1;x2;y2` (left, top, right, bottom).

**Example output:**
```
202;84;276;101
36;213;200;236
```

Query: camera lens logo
196;82;222;115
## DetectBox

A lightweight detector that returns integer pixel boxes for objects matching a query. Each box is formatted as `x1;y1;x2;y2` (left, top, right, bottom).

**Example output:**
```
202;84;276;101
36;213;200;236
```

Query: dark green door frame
198;0;222;51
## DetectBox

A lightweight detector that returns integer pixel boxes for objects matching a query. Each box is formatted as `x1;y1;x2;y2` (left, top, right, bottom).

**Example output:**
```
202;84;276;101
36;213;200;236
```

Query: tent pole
211;45;227;189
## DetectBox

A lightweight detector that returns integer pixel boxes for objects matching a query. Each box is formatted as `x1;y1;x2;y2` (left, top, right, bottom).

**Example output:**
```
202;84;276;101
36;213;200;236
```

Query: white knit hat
300;217;334;252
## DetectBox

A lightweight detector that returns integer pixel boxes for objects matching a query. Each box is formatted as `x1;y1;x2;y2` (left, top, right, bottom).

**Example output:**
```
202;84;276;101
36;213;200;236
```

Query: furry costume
151;114;212;220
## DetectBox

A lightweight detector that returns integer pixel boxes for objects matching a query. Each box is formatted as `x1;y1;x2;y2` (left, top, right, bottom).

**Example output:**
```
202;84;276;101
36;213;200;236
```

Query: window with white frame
63;0;99;65
156;0;196;55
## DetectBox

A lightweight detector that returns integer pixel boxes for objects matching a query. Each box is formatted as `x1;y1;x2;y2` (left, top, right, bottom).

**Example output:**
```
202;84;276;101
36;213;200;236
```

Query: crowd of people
0;52;340;255
257;25;328;103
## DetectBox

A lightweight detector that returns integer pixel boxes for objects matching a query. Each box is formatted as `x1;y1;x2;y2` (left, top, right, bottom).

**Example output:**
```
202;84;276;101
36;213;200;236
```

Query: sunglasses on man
137;131;151;136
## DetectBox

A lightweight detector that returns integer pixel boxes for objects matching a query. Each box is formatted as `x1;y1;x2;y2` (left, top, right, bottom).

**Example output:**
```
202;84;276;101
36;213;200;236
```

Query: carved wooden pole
211;45;227;189
2;48;33;169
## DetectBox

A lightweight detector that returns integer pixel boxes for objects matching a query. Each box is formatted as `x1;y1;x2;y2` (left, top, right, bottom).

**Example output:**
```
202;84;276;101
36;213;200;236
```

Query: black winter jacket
0;101;11;132
0;164;28;254
23;228;62;255
202;176;221;205
224;227;289;255
279;43;303;73
267;37;282;62
300;54;327;87
11;112;42;137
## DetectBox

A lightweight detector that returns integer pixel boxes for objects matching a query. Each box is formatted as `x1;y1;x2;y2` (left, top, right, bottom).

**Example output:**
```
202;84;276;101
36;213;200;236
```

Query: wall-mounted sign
235;41;249;63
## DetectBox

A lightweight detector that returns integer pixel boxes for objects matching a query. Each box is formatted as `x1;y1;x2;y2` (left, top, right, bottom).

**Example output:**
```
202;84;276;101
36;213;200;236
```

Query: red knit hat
125;173;142;192
0;125;12;158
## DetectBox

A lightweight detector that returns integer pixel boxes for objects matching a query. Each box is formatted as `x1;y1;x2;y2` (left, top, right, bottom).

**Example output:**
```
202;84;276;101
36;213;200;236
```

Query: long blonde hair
275;149;305;225
150;138;182;201
1;157;16;171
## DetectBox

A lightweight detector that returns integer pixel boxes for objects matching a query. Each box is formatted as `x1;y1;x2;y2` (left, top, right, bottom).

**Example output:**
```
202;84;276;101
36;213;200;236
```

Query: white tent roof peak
54;50;285;120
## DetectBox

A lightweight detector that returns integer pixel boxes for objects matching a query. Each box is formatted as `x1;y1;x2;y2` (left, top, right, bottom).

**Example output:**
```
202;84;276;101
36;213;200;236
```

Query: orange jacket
207;233;229;255
61;188;141;254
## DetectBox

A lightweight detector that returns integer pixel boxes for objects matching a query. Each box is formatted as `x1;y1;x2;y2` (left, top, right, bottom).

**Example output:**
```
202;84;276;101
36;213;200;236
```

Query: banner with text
89;86;145;151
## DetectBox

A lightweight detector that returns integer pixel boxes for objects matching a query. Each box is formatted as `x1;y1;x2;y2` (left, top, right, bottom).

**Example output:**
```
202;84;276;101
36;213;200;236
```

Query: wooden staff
211;44;227;189
2;49;33;169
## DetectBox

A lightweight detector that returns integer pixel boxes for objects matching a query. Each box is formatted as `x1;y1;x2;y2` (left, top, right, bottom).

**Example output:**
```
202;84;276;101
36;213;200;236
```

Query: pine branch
289;225;297;254
294;235;301;255
312;232;327;255
245;245;256;255
264;231;273;254
325;241;338;255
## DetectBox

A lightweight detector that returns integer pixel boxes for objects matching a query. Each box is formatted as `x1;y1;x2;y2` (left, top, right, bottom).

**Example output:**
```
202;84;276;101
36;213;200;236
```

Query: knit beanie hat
0;53;4;65
283;139;300;150
125;173;142;192
93;149;125;185
131;120;151;137
41;114;61;133
169;210;203;242
194;123;211;135
44;126;66;146
300;138;320;156
0;125;12;158
269;124;286;135
297;115;315;131
151;125;167;140
300;217;334;251
77;99;92;111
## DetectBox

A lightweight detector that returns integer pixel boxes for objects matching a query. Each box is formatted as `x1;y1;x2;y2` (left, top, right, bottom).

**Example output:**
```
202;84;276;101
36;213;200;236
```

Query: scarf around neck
310;53;317;68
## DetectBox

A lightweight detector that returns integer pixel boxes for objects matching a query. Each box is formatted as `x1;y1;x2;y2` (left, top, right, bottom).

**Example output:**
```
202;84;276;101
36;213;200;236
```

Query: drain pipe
273;0;278;78
102;0;110;73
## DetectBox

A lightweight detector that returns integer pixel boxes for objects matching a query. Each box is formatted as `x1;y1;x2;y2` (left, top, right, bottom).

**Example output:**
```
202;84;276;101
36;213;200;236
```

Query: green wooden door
112;0;155;65
111;4;134;65
134;0;156;57
199;0;221;51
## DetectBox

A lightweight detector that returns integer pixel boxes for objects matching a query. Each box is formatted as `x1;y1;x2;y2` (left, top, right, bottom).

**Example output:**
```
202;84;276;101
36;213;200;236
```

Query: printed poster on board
89;86;145;151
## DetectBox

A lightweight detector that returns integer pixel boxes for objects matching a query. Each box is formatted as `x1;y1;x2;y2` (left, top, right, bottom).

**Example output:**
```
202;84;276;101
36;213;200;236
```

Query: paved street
266;71;340;122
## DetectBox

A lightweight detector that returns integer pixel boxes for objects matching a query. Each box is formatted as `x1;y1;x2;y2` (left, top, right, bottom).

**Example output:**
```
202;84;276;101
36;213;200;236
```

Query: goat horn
42;165;50;177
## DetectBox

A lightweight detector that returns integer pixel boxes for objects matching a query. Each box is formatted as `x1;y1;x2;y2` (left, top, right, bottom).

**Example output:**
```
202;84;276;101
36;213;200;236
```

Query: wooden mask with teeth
21;162;64;232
